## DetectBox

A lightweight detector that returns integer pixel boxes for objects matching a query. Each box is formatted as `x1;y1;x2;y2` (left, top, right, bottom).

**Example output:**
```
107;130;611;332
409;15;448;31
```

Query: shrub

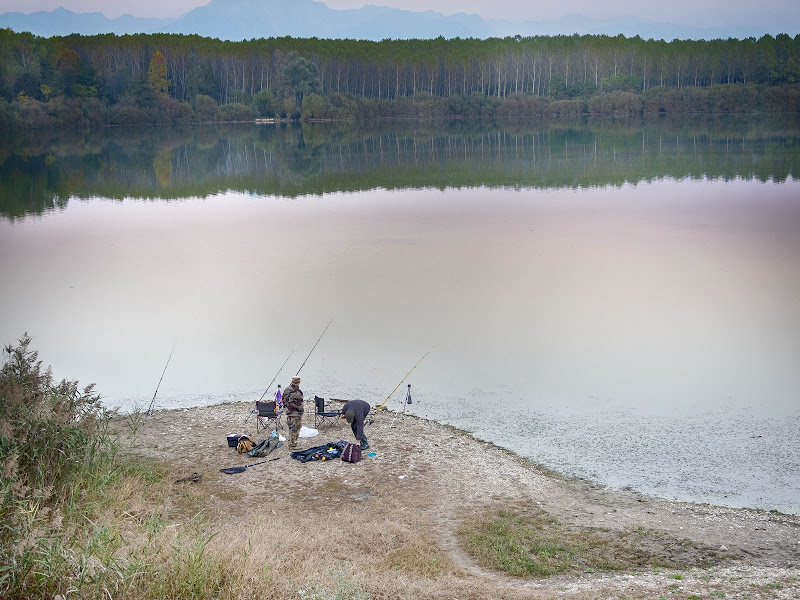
496;93;550;117
322;93;359;121
157;95;195;123
0;98;15;130
549;99;585;115
301;92;326;120
13;97;55;129
49;97;90;128
194;93;218;122
107;103;152;126
0;334;118;597
215;102;255;122
252;89;276;117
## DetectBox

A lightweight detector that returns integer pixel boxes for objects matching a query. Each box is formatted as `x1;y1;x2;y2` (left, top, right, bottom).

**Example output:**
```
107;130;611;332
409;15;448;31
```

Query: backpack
341;442;361;463
237;435;255;454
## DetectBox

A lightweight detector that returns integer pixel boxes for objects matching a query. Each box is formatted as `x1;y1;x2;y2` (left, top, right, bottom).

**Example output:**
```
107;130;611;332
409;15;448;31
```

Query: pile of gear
288;440;347;463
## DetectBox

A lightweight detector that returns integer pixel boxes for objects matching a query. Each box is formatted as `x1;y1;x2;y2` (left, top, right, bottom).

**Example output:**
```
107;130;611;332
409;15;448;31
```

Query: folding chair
255;400;283;433
314;396;341;429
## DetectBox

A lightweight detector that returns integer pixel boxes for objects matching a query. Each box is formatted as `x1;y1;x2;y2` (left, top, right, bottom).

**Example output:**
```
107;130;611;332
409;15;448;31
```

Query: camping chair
314;396;341;429
255;400;283;433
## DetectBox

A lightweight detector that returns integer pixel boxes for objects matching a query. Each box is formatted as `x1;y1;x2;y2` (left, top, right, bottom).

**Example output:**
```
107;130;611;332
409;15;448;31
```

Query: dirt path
117;400;800;598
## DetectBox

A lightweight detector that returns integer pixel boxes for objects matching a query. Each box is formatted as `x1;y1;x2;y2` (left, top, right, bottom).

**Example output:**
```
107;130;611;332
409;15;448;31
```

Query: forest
1;28;799;129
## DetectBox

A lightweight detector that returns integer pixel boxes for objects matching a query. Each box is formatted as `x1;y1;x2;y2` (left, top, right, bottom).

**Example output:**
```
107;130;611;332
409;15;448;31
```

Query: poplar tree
148;51;170;94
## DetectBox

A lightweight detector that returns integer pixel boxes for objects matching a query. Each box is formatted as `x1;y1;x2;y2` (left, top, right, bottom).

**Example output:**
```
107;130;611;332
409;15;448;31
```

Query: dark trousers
351;421;368;448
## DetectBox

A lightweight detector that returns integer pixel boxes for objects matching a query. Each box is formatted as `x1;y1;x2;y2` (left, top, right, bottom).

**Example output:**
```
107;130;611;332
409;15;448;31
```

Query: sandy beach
117;399;800;598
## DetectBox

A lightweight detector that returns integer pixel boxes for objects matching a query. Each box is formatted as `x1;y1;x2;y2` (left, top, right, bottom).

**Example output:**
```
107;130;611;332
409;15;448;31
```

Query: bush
301;92;326;120
549;99;585;116
0;98;15;130
215;102;255;122
13;97;55;130
0;334;118;597
107;103;152;126
194;93;218;122
0;334;106;495
587;91;642;114
81;97;109;128
600;74;641;94
156;95;195;123
496;93;550;117
49;97;90;128
322;93;359;121
252;89;276;117
229;90;252;106
277;97;298;119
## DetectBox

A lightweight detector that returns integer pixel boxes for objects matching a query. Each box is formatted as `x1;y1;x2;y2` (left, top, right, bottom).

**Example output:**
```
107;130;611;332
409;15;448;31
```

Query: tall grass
0;334;157;598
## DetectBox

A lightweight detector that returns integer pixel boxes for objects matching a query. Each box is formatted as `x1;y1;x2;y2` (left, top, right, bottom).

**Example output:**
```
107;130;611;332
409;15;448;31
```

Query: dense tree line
1;28;799;129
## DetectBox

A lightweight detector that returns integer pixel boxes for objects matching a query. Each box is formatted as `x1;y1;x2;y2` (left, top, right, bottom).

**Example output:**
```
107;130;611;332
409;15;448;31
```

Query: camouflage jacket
283;384;304;414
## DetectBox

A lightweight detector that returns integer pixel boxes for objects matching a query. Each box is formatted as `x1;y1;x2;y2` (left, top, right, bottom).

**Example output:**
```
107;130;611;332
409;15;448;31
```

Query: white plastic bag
298;426;319;438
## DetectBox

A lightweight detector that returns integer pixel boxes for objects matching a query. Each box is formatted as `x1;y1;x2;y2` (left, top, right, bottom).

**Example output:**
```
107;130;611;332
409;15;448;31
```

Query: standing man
283;376;304;450
340;399;371;449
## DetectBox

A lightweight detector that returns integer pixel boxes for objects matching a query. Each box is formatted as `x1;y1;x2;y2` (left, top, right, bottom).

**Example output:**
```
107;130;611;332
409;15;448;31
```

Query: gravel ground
117;399;800;598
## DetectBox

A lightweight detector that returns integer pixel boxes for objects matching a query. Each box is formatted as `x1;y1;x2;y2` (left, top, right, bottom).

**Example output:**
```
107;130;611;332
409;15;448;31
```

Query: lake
1;115;798;514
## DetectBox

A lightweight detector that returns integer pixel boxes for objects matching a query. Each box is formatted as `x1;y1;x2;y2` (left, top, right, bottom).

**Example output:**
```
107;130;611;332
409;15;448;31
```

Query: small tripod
391;384;413;428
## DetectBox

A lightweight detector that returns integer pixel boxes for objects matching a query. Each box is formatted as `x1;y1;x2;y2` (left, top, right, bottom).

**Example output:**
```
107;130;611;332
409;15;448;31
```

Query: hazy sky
0;0;795;27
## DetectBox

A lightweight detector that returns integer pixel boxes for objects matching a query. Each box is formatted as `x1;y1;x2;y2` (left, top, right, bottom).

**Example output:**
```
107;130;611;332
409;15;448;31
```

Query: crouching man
340;399;370;449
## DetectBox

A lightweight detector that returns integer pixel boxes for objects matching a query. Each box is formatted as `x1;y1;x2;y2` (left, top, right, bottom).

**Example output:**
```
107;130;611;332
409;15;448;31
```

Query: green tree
301;92;325;119
129;70;158;108
148;50;170;94
283;56;320;107
56;47;80;97
252;89;276;117
72;63;97;97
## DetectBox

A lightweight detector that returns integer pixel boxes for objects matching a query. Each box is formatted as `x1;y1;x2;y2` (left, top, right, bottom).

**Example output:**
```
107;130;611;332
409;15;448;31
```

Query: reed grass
0;334;160;598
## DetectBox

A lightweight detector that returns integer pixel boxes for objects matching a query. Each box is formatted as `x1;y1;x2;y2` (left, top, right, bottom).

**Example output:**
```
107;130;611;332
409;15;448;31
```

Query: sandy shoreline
115;399;800;598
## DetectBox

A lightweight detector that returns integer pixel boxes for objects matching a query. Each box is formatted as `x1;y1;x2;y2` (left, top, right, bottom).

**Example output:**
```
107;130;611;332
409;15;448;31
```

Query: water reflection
1;114;798;220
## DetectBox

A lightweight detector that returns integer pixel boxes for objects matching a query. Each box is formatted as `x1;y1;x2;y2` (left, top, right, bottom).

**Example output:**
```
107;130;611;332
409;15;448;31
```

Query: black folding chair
255;400;284;433
314;396;340;429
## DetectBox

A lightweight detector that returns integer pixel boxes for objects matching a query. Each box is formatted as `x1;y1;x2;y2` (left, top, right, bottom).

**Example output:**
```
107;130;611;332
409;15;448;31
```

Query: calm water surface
1;117;798;513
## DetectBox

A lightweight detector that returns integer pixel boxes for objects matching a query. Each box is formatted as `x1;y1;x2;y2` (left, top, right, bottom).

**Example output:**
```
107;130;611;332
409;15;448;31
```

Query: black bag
341;442;361;463
248;438;282;458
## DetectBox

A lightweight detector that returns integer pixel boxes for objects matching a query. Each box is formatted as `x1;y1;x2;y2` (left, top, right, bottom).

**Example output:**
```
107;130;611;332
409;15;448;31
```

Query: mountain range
0;0;791;41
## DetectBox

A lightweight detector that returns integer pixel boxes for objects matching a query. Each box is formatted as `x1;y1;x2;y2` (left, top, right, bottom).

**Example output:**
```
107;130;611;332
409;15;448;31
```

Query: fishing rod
244;346;296;425
146;344;176;417
295;318;333;376
372;348;432;416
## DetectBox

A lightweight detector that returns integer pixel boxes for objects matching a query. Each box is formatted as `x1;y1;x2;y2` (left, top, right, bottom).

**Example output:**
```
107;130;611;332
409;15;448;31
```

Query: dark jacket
283;383;304;414
341;399;370;442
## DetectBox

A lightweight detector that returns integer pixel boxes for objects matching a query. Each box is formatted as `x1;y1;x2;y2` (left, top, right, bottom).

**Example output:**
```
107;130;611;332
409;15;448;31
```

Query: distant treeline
1;29;799;129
